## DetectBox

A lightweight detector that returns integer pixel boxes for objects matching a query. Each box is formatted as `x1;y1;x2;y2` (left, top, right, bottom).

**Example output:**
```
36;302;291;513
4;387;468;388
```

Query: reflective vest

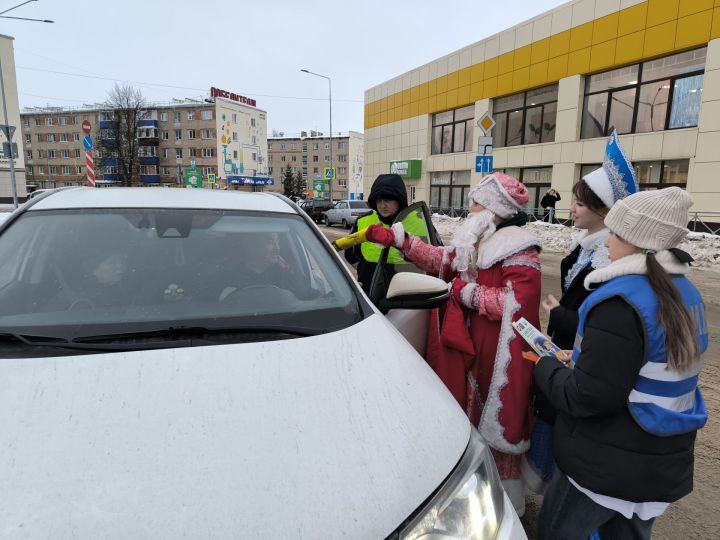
573;275;708;436
357;211;427;265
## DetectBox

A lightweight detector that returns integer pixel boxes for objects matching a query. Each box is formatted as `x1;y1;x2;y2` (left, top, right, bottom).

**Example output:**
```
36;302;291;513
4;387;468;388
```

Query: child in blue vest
533;187;708;540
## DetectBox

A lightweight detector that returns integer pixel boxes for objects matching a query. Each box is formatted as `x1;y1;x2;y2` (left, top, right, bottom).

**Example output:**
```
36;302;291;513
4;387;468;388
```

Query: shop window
431;105;474;155
429;170;472;215
493;85;558;148
580;160;689;189
582;48;706;138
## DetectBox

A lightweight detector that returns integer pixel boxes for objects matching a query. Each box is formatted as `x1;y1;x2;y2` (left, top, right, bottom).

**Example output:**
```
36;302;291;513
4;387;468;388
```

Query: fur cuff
391;222;406;249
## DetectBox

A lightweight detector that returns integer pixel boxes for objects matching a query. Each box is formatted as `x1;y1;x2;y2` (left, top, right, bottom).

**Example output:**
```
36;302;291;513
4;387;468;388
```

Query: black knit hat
367;174;408;211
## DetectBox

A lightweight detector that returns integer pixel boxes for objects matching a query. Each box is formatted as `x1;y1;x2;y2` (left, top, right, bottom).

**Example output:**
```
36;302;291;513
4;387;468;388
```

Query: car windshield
349;201;368;209
0;208;363;352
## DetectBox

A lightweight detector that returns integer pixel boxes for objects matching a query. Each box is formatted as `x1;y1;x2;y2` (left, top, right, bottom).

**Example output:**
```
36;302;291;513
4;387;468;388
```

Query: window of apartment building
47;134;55;143
234;150;238;159
188;111;195;121
36;134;42;143
313;167;319;174
48;150;56;159
162;148;170;158
200;129;214;139
202;148;215;158
302;167;307;176
312;143;319;150
61;165;71;175
73;133;80;141
25;134;31;144
324;155;330;163
431;105;475;154
60;133;68;142
162;167;171;175
232;114;237;123
232;132;237;142
581;48;706;138
302;144;307;153
161;131;169;140
289;143;295;150
37;150;44;159
492;85;558;148
174;111;181;123
160;112;168;121
251;118;256;127
37;166;44;175
580;159;690;189
500;167;553;211
312;155;319;162
75;149;81;158
338;142;346;149
176;148;183;159
71;117;77;125
280;143;286;150
23;118;29;127
189;148;197;157
201;110;212;120
281;156;286;162
202;167;214;176
175;129;182;141
45;117;54;126
34;117;40;126
430;170;472;212
338;167;347;174
25;150;32;160
61;149;70;158
188;129;196;139
268;167;274;175
49;165;57;175
59;117;67;126
291;155;297;162
76;166;82;174
252;135;256;145
27;166;33;175
338;154;347;162
252;153;257;161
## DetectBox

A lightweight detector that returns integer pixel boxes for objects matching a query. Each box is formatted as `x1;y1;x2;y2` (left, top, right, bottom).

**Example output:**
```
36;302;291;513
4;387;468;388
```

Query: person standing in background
540;188;561;223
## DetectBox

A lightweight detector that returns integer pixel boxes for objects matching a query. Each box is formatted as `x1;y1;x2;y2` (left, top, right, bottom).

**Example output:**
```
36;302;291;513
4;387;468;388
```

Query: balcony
140;174;161;184
102;157;119;167
138;119;158;129
138;156;160;165
103;173;119;182
100;138;118;148
99;120;118;129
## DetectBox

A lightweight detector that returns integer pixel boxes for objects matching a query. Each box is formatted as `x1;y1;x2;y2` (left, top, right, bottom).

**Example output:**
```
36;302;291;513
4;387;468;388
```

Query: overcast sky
6;0;564;136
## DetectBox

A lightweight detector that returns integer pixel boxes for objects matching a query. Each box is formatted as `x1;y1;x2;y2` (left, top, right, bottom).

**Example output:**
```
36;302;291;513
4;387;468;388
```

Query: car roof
27;187;297;214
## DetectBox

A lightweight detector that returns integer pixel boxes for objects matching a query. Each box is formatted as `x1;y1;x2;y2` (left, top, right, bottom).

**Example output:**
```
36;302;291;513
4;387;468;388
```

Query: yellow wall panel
514;45;532;69
497;72;514;96
447;71;459;90
529;61;549;87
418;98;429;115
590;40;617;71
470;81;484;101
531;38;551;64
402;104;411;118
547;55;569;81
484;57;499;78
410;86;419;103
428;95;437;112
549;31;571;58
567;47;591;75
436;92;447;112
711;7;720;39
485;77;498;98
644;20;678;57
401;89;410;106
513;67;530;91
679;0;713;17
615;30;646;65
418;83;429;100
593;13;619;44
676;11;713;49
459;67;471;88
499;52;515;74
458;85;471;106
570;22;593;51
428;79;437;97
446;89;459;109
471;63;485;83
646;0;679;27
437;75;448;94
618;3;648;36
380;110;387;126
410;102;419;117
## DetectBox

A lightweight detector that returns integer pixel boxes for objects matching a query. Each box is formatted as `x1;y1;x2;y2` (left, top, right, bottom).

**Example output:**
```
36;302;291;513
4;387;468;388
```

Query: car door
368;202;444;355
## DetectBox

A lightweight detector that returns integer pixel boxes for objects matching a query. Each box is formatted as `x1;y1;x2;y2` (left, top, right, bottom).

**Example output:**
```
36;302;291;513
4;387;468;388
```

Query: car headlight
400;429;505;540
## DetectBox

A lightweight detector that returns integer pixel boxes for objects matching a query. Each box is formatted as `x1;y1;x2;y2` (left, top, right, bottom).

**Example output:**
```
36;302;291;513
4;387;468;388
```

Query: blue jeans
538;472;655;540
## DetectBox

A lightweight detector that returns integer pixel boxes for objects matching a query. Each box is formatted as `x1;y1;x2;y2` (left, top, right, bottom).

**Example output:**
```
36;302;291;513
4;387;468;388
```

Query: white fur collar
476;226;540;269
570;228;610;251
584;250;690;290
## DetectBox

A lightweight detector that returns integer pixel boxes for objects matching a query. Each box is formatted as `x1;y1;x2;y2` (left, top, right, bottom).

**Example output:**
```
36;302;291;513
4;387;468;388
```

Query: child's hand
557;350;573;366
542;294;560;314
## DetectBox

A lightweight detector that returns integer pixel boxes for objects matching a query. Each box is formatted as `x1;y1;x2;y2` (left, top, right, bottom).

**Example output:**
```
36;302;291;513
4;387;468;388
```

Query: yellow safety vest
357;211;427;264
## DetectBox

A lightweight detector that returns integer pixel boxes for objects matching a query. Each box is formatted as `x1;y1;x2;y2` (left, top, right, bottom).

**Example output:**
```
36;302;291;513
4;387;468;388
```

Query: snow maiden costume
365;173;541;515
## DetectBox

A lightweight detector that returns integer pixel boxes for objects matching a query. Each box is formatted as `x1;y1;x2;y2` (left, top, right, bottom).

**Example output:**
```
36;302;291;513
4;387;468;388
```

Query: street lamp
300;69;332;201
0;0;54;208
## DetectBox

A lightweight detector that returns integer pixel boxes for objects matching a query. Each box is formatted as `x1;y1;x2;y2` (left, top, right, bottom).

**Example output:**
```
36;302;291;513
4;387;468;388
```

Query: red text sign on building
210;87;257;107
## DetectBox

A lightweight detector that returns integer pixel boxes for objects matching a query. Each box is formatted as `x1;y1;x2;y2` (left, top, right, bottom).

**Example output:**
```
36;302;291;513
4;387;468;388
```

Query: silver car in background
323;199;370;229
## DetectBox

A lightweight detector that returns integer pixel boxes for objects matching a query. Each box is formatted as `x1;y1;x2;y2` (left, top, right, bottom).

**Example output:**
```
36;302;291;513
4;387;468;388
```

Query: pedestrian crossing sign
208;173;216;184
323;167;336;180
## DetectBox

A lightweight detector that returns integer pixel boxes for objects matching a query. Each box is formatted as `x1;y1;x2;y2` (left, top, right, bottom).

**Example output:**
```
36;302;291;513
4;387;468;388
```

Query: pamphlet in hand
512;317;566;363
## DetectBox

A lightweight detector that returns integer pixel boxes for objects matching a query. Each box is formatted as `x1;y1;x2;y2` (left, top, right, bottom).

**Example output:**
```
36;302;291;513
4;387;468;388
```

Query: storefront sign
227;175;274;185
389;159;422;179
210;87;257;107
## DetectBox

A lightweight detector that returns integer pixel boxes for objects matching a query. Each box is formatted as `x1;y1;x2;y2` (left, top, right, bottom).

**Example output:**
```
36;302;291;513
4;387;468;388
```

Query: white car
0;188;526;539
324;199;370;229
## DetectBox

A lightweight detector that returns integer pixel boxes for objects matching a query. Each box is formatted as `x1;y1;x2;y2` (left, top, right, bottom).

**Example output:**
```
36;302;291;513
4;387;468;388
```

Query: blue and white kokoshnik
583;129;639;209
572;275;708;437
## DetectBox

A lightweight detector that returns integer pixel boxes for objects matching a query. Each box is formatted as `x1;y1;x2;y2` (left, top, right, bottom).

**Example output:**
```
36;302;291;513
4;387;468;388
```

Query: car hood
0;314;470;539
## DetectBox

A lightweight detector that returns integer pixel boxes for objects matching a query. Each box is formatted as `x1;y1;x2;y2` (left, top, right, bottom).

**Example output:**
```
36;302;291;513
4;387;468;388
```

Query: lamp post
300;69;332;201
0;0;54;208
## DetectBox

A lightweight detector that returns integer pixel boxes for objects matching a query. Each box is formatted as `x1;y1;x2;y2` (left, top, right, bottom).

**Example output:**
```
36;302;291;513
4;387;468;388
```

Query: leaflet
512;317;566;360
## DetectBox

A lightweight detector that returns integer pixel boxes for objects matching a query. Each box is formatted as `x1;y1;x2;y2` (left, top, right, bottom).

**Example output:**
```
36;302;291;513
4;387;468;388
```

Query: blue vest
573;275;708;437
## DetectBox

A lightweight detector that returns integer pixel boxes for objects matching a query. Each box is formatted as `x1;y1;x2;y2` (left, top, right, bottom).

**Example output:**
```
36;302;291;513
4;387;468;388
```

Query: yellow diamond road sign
478;112;495;134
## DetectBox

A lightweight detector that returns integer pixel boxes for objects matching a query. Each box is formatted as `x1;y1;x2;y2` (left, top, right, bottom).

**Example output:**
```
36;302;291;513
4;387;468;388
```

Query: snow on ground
431;214;720;270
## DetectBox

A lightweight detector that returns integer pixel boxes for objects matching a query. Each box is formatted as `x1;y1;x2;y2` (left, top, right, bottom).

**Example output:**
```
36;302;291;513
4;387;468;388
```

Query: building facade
364;0;720;220
0;34;27;203
268;131;364;200
21;92;268;192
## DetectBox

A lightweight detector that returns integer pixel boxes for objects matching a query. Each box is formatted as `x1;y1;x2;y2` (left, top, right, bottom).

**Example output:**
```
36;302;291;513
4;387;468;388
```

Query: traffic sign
477;136;493;156
207;173;216;184
475;155;494;174
82;120;92;135
313;178;325;192
0;124;15;140
83;135;93;151
477;112;495;135
323;166;336;180
190;159;196;169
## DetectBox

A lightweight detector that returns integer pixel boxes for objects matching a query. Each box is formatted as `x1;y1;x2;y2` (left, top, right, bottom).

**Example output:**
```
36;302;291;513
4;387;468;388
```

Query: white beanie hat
604;187;693;251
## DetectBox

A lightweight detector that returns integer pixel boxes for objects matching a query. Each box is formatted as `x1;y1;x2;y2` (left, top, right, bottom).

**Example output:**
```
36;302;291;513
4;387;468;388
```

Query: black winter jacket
534;297;697;503
344;214;379;295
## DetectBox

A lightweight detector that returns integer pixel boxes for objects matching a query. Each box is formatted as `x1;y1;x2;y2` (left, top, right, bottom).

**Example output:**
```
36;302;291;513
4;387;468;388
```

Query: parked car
0;188;526;539
299;198;334;223
324;199;370;228
26;188;54;200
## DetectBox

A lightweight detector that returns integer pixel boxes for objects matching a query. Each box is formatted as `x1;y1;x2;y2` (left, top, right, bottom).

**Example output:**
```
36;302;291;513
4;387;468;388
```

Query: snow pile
431;214;720;270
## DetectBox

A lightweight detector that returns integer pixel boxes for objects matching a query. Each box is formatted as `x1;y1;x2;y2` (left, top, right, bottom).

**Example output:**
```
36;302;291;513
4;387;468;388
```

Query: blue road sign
323;166;336;180
475;155;494;174
83;135;93;152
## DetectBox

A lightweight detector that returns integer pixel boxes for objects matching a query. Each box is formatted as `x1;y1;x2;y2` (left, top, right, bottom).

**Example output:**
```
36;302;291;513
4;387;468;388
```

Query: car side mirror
377;272;449;312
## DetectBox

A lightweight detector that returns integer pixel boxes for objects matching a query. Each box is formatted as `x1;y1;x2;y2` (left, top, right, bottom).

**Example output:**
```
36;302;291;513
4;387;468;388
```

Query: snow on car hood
0;314;470;539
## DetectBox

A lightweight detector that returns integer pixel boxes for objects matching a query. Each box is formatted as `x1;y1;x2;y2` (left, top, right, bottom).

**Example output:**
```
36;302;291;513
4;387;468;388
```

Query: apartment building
0;34;27;203
21;90;268;192
364;0;720;219
268;131;364;200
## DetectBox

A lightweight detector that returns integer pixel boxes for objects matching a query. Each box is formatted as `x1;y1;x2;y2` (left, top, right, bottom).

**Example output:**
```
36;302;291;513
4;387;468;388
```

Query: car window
349;202;368;209
0;209;364;351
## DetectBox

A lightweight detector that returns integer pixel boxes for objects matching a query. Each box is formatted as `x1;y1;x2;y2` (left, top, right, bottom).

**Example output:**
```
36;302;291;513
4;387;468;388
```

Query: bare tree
101;84;147;186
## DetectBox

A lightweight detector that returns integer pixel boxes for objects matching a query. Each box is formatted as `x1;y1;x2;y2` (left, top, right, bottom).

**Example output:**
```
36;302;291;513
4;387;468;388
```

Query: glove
450;278;469;304
365;224;396;247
